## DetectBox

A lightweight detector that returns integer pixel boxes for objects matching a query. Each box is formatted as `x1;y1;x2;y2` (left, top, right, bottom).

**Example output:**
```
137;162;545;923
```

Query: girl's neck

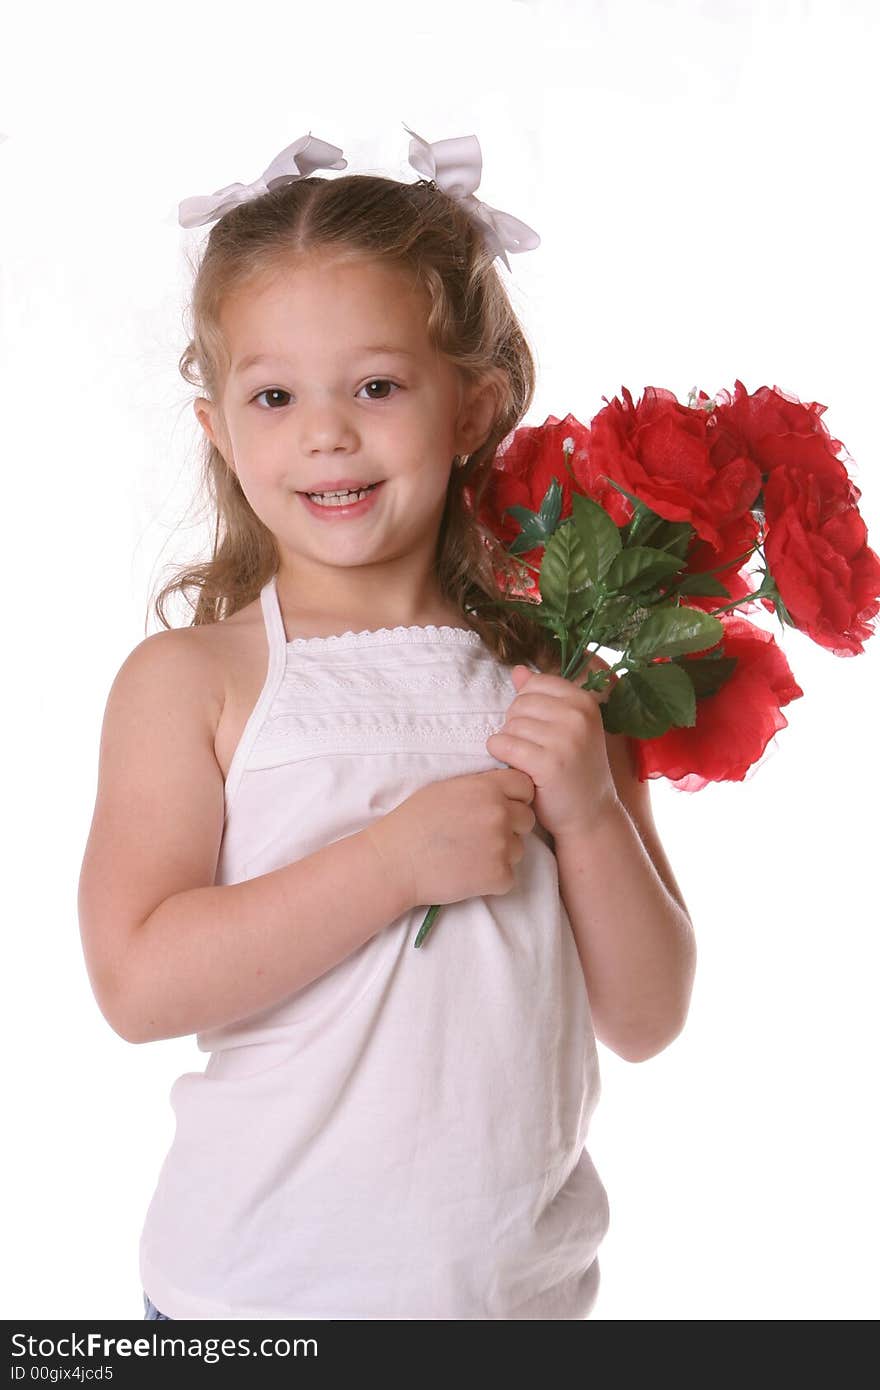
275;595;471;642
274;576;468;638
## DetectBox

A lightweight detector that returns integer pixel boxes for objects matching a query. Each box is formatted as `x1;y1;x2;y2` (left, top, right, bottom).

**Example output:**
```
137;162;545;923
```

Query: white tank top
138;571;609;1319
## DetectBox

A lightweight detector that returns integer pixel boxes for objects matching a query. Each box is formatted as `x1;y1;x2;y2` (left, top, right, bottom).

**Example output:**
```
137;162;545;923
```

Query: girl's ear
456;371;504;454
193;397;219;447
194;398;235;472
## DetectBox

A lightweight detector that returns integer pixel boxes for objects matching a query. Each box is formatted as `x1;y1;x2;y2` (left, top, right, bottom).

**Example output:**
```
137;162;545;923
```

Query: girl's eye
252;388;292;409
251;380;400;410
357;378;400;401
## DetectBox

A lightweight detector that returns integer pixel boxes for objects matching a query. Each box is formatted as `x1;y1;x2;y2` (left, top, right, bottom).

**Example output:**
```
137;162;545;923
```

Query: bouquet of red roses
413;379;880;948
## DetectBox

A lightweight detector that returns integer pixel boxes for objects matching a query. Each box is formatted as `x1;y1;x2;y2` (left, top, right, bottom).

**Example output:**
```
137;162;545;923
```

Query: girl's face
194;254;499;620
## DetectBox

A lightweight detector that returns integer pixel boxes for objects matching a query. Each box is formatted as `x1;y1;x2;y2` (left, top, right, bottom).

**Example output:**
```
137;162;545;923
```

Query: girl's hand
368;767;537;913
485;663;621;841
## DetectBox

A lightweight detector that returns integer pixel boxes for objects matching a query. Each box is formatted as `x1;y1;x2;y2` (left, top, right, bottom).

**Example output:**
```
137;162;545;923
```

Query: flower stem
413;903;440;948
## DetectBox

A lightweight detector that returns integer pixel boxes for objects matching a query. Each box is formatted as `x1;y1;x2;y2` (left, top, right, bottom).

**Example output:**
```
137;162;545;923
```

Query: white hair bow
176;126;540;272
402;122;540;272
177;132;348;229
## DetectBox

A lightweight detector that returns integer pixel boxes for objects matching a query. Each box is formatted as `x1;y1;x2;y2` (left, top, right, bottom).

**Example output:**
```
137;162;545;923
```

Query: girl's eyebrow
234;346;417;375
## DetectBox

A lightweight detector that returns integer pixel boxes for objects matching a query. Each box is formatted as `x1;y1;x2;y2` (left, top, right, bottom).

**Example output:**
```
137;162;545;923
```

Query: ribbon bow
402;122;540;272
177;132;348;229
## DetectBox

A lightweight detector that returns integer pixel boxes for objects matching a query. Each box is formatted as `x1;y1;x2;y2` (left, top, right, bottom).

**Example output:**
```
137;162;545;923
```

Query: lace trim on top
285;624;484;650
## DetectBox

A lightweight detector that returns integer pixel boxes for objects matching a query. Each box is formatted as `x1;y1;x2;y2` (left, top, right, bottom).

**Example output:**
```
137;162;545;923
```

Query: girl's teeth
307;485;377;506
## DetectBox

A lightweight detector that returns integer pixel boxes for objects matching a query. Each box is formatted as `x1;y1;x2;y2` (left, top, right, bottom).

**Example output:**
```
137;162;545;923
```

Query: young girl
78;127;695;1321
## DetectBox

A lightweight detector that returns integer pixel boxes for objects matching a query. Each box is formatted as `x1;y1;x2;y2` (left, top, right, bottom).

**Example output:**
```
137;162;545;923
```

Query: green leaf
505;508;549;554
570;493;622;584
586;593;636;637
565;586;600;625
603;546;686;594
536;476;565;531
626;605;724;661
602;602;654;649
600;663;697;737
601;479;662;545
673;652;738;698
539;523;594;622
595;479;699;562
654;521;696;558
504;477;566;554
673;572;732;597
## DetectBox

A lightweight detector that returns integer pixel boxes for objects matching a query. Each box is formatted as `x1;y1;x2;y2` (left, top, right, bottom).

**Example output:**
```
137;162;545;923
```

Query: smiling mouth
297;483;381;497
298;482;385;510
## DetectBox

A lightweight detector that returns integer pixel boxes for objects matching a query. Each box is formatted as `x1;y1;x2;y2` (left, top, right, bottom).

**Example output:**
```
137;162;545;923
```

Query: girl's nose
298;401;359;452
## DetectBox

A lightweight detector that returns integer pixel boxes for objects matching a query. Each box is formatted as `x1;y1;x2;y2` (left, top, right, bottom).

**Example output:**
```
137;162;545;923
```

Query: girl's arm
554;802;696;1065
123;830;409;1044
537;645;696;1063
78;632;412;1045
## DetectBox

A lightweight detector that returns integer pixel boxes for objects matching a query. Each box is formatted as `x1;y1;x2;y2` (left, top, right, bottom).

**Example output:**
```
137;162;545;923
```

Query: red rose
710;379;880;655
573;386;763;553
631;615;804;791
711;378;852;494
761;463;880;655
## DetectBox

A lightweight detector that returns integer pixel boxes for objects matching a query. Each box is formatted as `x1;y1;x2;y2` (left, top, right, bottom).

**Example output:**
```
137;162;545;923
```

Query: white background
2;0;877;1321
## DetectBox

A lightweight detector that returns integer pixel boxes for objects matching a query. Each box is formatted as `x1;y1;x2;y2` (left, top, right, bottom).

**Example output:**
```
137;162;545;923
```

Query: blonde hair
153;172;561;672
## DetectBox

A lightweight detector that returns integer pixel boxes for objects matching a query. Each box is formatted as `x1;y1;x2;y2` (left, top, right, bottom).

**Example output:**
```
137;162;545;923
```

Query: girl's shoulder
161;590;267;713
126;623;225;720
151;622;228;725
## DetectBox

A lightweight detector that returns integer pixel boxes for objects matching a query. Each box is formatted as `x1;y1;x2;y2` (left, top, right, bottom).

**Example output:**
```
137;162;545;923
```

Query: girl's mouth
298;480;384;519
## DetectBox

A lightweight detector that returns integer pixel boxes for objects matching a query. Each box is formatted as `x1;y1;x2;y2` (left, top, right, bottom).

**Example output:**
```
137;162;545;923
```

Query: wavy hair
152;172;560;672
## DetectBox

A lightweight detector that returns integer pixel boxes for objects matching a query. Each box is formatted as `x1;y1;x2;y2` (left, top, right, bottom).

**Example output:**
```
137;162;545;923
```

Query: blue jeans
143;1290;173;1320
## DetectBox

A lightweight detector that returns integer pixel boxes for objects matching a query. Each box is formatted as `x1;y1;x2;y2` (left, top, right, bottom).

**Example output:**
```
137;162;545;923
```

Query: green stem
413;903;440;948
560;584;606;681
